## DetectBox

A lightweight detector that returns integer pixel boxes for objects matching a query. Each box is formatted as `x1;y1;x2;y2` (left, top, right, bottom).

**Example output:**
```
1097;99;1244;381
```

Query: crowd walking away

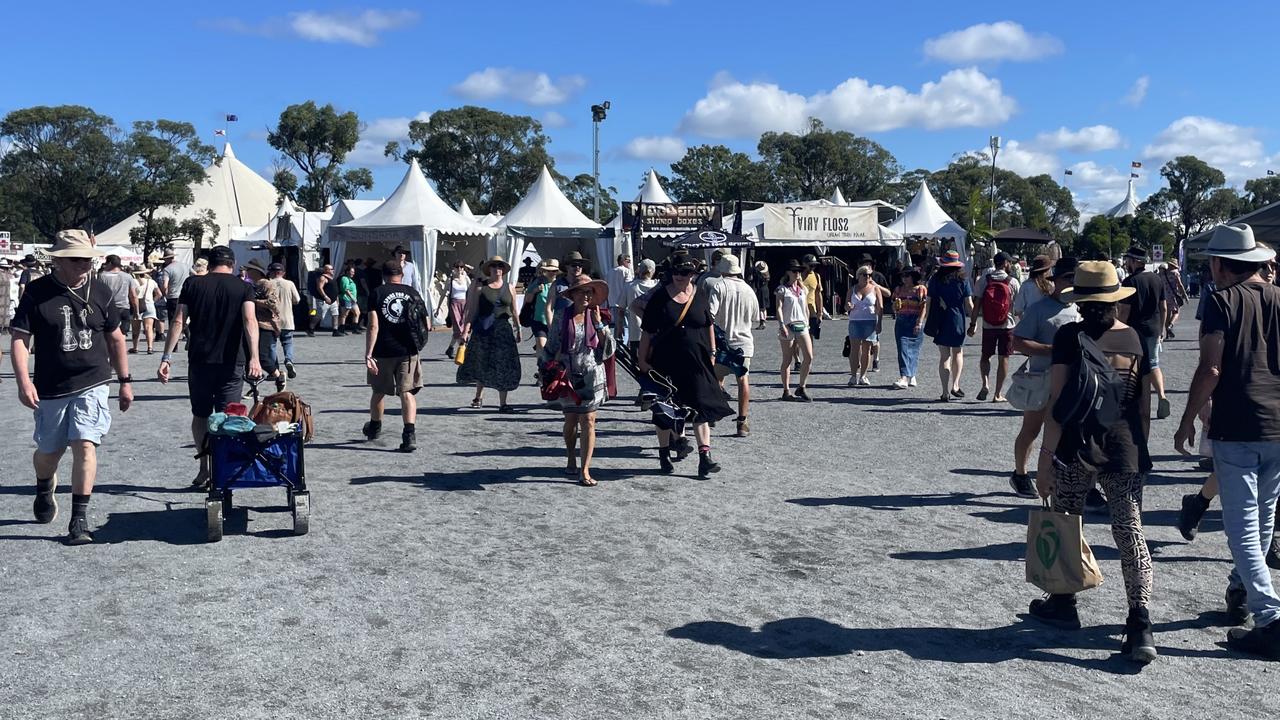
9;226;1280;665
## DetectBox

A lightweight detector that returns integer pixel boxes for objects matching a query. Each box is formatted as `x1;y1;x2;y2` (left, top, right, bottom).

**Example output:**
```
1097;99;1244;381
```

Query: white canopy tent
95;143;279;246
493;165;602;271
598;168;679;268
884;181;970;266
326;159;493;298
458;199;478;222
327;199;383;228
830;187;848;206
1104;179;1141;219
231;198;331;273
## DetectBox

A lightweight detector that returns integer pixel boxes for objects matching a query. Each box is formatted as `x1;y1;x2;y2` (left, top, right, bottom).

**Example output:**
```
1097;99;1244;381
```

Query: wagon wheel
291;492;310;536
206;498;224;543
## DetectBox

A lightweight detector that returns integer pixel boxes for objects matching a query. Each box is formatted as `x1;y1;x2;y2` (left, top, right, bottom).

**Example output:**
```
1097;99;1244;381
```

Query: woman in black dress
638;255;734;477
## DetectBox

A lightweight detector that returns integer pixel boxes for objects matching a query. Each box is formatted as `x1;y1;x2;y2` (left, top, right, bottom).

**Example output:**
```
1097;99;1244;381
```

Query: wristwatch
117;375;133;384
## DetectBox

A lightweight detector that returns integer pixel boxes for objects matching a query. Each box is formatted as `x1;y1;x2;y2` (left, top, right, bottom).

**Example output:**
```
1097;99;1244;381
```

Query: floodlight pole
591;101;610;223
989;135;1001;232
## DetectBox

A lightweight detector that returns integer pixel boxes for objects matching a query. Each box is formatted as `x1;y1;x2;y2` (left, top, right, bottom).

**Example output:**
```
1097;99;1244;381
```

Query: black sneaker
362;420;382;441
399;427;417;453
658;449;675;474
33;483;58;524
1009;472;1035;498
1085;488;1107;512
673;437;693;462
698;451;721;478
64;517;93;546
306;329;315;337
1226;621;1280;660
1198;457;1214;472
795;387;813;403
1226;584;1251;626
1177;492;1211;541
1029;593;1081;630
871;359;880;372
781;391;797;402
1268;537;1280;570
285;361;296;379
332;330;345;337
1120;608;1158;664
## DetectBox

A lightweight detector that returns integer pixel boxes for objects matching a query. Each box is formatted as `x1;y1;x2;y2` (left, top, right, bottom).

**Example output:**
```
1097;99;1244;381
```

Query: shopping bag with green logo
1026;499;1103;594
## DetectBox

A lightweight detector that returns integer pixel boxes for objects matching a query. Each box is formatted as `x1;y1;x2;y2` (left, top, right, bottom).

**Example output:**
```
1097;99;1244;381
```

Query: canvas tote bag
1007;359;1051;411
1026;499;1103;594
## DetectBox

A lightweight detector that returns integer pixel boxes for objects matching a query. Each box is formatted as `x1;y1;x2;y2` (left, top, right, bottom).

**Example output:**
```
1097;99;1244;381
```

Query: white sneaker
859;375;872;386
909;377;918;387
892;378;909;389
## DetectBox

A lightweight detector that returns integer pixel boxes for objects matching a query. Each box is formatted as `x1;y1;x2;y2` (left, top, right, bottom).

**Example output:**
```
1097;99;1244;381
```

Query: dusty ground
1;302;1277;719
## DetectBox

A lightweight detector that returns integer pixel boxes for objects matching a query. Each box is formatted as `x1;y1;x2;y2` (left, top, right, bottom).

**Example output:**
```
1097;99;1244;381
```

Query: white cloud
453;68;587;106
1142;116;1272;182
966;139;1058;177
348;111;431;166
212;9;419;47
621;136;687;162
923;22;1063;64
1064;160;1141;216
1122;76;1150;107
542;111;569;129
1033;125;1123;153
680;68;1016;139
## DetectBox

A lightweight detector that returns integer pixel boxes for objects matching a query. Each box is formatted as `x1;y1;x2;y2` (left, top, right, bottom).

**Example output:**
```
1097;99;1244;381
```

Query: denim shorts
848;319;877;342
33;384;112;454
1141;335;1161;369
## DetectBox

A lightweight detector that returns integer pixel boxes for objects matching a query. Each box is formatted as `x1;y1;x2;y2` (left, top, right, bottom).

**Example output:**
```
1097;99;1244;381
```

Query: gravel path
1;303;1277;719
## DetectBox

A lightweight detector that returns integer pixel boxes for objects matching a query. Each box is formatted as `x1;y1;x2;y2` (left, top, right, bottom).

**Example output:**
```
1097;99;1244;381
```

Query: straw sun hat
1060;261;1136;304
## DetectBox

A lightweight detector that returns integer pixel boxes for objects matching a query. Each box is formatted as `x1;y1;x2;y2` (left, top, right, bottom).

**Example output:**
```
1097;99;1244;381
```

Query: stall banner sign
762;204;881;241
622;202;721;234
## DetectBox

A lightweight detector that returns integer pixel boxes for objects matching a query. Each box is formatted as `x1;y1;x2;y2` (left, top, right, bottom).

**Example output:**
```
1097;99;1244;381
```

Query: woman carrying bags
457;256;522;412
927;250;973;402
638;254;734;477
437;261;472;358
1033;260;1157;664
540;275;615;486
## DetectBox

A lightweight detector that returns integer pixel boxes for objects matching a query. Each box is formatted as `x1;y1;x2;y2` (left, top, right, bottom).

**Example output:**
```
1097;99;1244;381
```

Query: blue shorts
1141;335;1161;369
848;319;877;342
33;384;112;454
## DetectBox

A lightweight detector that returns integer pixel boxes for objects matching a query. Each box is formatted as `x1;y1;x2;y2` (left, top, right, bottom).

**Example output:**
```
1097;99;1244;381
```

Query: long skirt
449;298;466;343
457;320;522;392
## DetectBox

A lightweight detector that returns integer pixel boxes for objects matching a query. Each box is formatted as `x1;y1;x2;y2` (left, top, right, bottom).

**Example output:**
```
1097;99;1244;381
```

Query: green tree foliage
1244;175;1280;211
667;144;775;203
924;155;1078;241
124;120;215;257
132;210;219;255
0;105;134;240
885;168;933;208
268;101;372;211
561;173;618;221
757;119;900;202
1140;155;1229;244
1074;214;1174;261
387;106;553;214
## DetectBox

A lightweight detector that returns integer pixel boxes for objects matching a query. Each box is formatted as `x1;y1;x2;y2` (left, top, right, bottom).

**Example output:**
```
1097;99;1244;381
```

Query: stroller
613;349;696;457
204;377;311;542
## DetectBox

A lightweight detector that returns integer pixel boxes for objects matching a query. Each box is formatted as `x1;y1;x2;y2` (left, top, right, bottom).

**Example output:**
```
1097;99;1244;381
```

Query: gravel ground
1;302;1277;719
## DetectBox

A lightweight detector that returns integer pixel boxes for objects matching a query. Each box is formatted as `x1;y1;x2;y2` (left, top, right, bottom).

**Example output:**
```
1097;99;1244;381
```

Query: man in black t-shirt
10;229;134;546
1176;223;1280;659
1118;245;1170;421
157;245;262;489
363;260;430;452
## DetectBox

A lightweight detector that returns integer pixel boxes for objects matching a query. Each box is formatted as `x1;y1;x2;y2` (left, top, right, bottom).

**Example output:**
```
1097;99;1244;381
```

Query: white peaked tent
458;199;478;222
96;143;279;246
494;165;601;269
830;187;848;206
1104;179;1140;219
599;168;677;269
885;181;970;266
326;159;492;296
328;198;383;228
232;198;331;272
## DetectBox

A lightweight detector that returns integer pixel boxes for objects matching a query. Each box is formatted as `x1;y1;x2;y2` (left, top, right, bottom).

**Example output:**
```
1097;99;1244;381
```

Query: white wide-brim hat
1198;223;1276;263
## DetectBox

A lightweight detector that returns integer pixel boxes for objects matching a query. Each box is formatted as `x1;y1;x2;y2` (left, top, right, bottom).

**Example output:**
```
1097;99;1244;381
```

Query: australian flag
225;114;238;122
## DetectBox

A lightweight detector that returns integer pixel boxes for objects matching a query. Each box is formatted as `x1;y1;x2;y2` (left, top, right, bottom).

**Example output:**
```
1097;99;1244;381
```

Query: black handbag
922;296;942;338
518;301;535;328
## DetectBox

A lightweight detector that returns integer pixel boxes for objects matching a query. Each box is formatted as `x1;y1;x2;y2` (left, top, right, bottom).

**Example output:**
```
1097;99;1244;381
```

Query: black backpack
405;297;430;353
1052;332;1127;467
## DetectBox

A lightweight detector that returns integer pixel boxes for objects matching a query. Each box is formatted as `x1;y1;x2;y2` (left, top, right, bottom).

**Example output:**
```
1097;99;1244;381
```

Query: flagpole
225;113;243;229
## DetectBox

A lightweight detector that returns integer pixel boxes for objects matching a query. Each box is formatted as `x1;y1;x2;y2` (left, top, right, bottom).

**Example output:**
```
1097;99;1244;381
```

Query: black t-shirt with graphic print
11;274;119;398
371;282;425;358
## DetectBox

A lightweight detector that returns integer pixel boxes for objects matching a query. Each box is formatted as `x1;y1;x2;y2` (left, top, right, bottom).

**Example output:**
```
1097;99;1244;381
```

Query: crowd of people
5;223;1280;663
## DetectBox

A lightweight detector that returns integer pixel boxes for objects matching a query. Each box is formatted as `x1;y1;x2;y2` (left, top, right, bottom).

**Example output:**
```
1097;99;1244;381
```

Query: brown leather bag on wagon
251;392;315;442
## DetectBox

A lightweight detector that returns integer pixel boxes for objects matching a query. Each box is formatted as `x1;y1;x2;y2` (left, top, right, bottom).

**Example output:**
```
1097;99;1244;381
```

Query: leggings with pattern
1054;463;1153;608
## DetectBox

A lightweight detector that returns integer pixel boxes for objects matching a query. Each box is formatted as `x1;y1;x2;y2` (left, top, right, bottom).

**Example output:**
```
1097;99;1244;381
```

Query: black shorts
188;362;245;418
165;298;180;323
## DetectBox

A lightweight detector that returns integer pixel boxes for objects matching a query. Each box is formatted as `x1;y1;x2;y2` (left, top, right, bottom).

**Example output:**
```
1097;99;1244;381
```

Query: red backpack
981;276;1013;326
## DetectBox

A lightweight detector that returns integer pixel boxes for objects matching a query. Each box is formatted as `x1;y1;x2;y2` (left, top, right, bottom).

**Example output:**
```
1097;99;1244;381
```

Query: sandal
579;474;597;487
469;398;483;408
938;393;950;403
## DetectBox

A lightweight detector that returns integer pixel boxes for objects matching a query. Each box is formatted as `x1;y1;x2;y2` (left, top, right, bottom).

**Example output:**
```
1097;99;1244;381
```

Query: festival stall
597;168;694;268
883;181;969;267
233;198;330;290
325;159;493;299
492;165;601;272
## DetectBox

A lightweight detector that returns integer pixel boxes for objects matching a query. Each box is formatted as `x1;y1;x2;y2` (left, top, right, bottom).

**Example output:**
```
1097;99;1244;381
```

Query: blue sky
5;0;1279;216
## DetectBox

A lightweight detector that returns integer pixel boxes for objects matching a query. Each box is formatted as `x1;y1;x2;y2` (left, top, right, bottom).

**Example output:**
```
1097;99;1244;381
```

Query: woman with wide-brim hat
523;258;560;354
926;250;974;401
774;258;814;400
458;255;522;411
1032;260;1158;664
1014;254;1054;318
539;275;615;486
638;254;734;477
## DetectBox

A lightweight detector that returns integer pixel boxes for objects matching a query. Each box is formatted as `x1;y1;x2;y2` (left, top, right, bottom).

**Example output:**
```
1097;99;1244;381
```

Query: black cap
1049;257;1078;279
1124;245;1148;261
802;253;819;265
268;262;285;272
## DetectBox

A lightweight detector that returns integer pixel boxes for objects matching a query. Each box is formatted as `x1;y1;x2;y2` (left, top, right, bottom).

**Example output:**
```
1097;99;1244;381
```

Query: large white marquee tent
493;165;601;269
1104;179;1141;219
884;181;970;265
95;143;279;246
325;159;493;297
